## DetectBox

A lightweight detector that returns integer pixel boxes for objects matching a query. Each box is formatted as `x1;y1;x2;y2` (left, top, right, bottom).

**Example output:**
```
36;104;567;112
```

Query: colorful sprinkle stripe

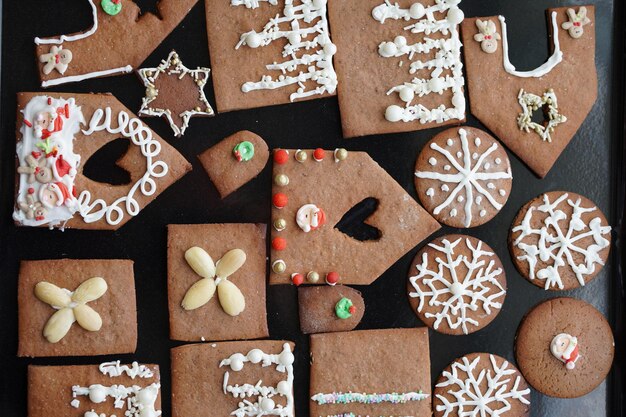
311;391;429;405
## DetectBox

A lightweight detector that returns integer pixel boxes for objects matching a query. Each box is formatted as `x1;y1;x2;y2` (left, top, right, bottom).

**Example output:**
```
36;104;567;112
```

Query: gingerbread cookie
298;285;364;334
29;362;160;417
13;93;191;230
408;235;506;335
415;127;512;228
18;259;136;357
460;6;597;177
198;130;269;198
171;340;295;417
138;50;215;137
509;191;611;290
34;0;198;87
515;298;614;398
327;0;466;137
168;224;269;342
270;148;440;285
204;0;337;112
434;352;530;417
310;328;431;417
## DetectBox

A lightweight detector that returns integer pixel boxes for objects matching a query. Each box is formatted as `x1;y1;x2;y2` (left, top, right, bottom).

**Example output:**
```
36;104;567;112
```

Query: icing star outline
138;50;215;137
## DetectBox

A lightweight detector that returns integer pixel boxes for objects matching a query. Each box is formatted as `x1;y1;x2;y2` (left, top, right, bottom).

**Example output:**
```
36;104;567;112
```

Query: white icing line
35;0;99;45
41;66;133;88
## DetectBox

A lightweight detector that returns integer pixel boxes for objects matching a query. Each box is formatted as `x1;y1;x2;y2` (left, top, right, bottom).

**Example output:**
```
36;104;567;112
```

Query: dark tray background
0;0;624;416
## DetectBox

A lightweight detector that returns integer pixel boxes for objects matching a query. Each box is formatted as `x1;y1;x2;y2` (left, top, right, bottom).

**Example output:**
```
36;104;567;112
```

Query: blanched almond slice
43;307;75;343
215;249;246;278
217;280;245;316
185;247;216;279
34;282;71;308
72;277;108;303
74;304;103;331
182;278;216;310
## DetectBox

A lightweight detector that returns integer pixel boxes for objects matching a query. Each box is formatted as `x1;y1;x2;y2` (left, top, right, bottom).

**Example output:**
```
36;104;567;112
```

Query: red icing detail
35;167;41;174
348;305;357;314
55;182;71;202
55;155;72;177
65;103;70;117
45;149;58;158
55;54;60;64
485;35;492;40
311;208;326;231
273;193;288;209
326;272;340;286
313;148;325;161
35;216;45;221
31;151;41;159
24;119;33;128
574;21;581;27
274;149;289;165
47;98;52;105
28;188;35;195
72;186;77;198
565;345;580;365
291;273;304;286
112;0;121;3
234;150;243;162
272;237;287;251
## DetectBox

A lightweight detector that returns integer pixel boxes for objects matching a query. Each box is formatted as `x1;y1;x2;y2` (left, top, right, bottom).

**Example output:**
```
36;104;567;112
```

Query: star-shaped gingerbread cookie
138;50;215;137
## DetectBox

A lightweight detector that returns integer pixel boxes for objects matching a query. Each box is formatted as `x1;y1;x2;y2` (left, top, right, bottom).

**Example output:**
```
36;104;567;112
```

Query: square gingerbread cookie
18;259;137;357
171;340;296;417
167;223;269;342
310;328;431;417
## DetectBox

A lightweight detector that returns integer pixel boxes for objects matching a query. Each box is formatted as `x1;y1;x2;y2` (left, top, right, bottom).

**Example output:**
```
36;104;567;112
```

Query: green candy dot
335;297;354;319
101;0;122;16
233;141;255;162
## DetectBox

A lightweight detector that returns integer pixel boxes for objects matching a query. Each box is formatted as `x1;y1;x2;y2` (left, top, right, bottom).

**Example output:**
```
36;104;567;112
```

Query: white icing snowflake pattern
415;128;512;227
409;237;505;335
435;354;530;417
232;0;338;102
511;192;611;290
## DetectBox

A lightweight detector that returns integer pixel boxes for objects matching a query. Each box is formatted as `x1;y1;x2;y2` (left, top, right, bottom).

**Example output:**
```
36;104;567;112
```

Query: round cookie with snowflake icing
509;191;611;291
415;127;512;228
434;352;531;417
407;234;506;335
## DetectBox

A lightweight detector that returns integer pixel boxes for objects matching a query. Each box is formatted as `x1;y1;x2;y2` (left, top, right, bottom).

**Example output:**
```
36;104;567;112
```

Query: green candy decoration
101;0;122;16
335;297;354;320
233;141;255;162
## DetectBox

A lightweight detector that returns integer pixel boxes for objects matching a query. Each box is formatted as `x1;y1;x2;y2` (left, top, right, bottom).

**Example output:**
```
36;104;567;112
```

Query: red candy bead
313;148;325;161
27;187;35;195
349;305;357;315
291;273;304;286
273;193;288;209
272;237;287;251
274;150;289;165
326;272;340;286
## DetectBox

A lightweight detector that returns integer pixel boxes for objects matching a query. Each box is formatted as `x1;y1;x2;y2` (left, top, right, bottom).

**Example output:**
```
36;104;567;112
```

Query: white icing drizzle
511;192;611;290
435;354;530;417
219;343;295;417
72;383;161;417
99;361;154;379
415;128;512;227
41;66;134;88
77;107;169;225
499;12;563;78
373;0;465;124
35;0;99;45
232;0;338;102
409;237;505;334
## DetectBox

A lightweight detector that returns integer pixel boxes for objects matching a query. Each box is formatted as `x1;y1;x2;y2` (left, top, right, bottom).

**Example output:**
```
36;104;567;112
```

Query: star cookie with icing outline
138;50;215;137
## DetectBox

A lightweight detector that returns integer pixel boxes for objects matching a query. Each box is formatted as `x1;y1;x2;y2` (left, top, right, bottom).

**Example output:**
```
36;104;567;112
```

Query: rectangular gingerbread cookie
18;259;137;357
310;328;431;417
171;340;296;417
28;362;161;417
168;224;269;342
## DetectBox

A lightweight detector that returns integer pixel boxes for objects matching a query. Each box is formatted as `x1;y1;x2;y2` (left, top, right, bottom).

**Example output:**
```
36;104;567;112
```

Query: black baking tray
0;1;624;416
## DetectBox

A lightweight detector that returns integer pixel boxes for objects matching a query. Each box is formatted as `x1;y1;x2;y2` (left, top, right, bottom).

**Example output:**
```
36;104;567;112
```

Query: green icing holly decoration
101;0;122;16
335;297;355;319
233;141;255;162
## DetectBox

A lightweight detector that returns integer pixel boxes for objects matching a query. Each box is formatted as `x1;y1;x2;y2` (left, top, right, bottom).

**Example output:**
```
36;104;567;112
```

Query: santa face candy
550;333;580;370
509;191;611;290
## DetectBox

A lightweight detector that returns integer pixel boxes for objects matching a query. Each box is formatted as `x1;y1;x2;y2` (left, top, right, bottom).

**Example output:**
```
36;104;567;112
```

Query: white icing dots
428;157;437;166
474;137;481;147
446;138;454;146
441;184;449;192
495;158;501;165
426;188;435;198
479;209;487;217
499;189;507;197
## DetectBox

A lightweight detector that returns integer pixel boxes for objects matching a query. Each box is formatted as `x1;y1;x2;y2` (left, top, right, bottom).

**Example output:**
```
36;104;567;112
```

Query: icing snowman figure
550;333;580;370
474;19;501;53
561;7;591;39
296;204;326;233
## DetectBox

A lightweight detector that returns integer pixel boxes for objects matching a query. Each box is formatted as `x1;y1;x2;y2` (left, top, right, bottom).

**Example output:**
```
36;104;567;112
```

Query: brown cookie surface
515;297;614;398
509;191;611;290
415;127;512;228
270;148;440;285
434;352;530;417
198;130;269;198
18;259;137;357
167;224;269;342
408;234;506;335
171;340;295;417
297;285;364;334
29;362;160;417
310;328;431;417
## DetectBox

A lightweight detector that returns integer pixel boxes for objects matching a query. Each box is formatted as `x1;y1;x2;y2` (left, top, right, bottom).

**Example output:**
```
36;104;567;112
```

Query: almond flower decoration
181;247;246;316
34;277;108;343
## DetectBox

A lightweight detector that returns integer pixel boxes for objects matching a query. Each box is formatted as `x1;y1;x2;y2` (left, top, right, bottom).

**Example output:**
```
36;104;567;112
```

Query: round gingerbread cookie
408;234;507;335
434;352;531;417
509;191;611;291
415;127;512;228
515;297;614;398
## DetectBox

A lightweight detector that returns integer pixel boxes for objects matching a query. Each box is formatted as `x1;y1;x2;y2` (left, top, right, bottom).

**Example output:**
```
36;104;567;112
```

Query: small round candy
326;272;340;286
307;271;320;284
428;77;445;93
274;174;289;186
291;273;304;286
246;32;262;48
88;385;107;403
295;150;308;162
247;348;264;364
229;353;246;371
323;43;337;56
273;193;288;209
274;149;289;164
273;218;287;231
447;7;465;25
313;148;325;161
394;36;407;47
260;398;275;412
233;141;255;162
409;3;425;19
379;42;397;57
277;380;291;395
272;237;287;251
272;260;286;273
334;148;348;161
385;105;404;122
312;0;326;8
101;0;122;16
279;349;295;366
399;86;415;103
